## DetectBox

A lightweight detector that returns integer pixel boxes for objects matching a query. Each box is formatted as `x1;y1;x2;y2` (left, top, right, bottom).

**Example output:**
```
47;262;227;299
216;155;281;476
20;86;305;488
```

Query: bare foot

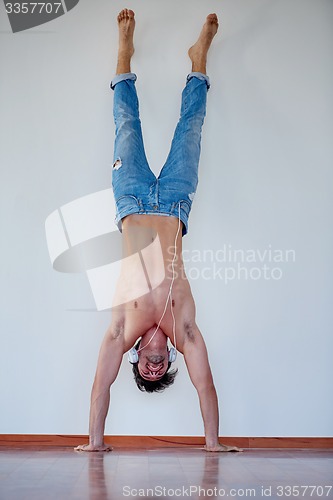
74;443;113;452
204;443;243;453
117;8;135;59
188;14;219;74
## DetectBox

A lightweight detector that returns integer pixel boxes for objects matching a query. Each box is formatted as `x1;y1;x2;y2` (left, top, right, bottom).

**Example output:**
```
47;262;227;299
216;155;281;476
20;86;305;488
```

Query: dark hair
131;340;178;393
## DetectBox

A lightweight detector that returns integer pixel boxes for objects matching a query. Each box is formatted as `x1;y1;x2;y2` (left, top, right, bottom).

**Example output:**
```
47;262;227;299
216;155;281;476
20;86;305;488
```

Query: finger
74;445;86;452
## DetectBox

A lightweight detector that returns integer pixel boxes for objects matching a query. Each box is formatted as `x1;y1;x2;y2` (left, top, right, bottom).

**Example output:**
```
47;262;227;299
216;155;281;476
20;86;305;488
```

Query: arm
75;327;124;452
183;325;240;452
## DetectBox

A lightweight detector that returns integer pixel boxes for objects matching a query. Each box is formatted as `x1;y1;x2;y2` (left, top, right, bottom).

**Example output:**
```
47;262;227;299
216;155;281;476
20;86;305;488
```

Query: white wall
1;0;332;437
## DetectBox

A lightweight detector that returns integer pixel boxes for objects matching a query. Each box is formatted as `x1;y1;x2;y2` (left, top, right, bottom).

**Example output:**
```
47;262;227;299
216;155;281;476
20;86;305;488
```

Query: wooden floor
0;448;332;500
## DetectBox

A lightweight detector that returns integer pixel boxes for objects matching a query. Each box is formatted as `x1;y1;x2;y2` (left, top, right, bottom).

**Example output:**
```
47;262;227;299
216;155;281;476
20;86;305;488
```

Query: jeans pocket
115;194;141;218
173;199;191;217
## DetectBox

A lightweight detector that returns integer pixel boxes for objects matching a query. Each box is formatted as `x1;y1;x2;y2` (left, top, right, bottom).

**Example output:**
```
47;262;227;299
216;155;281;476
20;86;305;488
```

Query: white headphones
128;346;177;364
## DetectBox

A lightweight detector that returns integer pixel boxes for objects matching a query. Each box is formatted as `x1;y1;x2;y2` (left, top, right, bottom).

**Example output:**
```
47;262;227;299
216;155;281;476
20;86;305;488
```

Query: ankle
191;60;207;74
116;59;131;74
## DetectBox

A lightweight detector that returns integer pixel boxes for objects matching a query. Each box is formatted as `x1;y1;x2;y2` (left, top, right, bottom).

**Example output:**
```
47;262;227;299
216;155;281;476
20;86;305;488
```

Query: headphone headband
128;346;177;364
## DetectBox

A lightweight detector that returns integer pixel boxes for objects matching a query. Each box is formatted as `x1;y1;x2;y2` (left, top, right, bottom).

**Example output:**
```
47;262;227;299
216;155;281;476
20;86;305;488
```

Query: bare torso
110;214;196;353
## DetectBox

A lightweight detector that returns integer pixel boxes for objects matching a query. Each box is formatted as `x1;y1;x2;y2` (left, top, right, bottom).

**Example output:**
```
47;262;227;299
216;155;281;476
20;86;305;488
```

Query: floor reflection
87;449;222;499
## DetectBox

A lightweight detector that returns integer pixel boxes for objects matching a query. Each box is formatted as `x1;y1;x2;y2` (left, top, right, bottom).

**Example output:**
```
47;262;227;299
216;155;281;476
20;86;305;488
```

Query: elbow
92;378;111;395
196;379;216;395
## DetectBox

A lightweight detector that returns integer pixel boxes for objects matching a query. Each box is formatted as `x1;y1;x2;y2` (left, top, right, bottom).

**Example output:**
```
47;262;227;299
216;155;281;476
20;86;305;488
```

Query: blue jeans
110;72;210;236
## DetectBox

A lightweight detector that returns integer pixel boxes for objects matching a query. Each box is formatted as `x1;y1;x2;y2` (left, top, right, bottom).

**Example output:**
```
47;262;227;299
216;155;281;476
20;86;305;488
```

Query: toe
207;13;218;23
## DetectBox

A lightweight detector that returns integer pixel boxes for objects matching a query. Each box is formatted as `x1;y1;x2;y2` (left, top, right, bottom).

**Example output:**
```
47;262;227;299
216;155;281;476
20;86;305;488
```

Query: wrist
89;434;104;447
205;438;220;448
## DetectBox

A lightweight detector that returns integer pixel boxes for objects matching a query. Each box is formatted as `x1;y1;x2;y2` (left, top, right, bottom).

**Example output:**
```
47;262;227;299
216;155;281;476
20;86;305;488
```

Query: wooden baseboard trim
0;435;332;449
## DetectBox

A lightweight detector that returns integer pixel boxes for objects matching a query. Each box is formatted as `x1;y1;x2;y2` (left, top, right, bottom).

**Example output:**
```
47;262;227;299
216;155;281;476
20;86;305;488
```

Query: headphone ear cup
128;348;139;364
168;347;177;363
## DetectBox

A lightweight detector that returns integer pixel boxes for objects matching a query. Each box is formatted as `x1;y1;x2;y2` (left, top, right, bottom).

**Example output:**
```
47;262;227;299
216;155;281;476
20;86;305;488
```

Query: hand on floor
74;443;113;452
204;443;243;452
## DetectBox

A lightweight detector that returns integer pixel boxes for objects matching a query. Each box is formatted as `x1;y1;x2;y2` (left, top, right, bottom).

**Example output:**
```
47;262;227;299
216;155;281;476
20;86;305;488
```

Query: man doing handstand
76;8;240;453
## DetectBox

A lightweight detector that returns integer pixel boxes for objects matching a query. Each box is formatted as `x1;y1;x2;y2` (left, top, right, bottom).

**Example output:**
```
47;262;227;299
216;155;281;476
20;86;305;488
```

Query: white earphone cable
136;202;181;354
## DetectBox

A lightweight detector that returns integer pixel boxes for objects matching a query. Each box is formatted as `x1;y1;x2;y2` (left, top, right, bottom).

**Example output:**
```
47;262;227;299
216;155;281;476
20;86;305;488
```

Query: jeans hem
110;72;137;90
187;72;210;89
